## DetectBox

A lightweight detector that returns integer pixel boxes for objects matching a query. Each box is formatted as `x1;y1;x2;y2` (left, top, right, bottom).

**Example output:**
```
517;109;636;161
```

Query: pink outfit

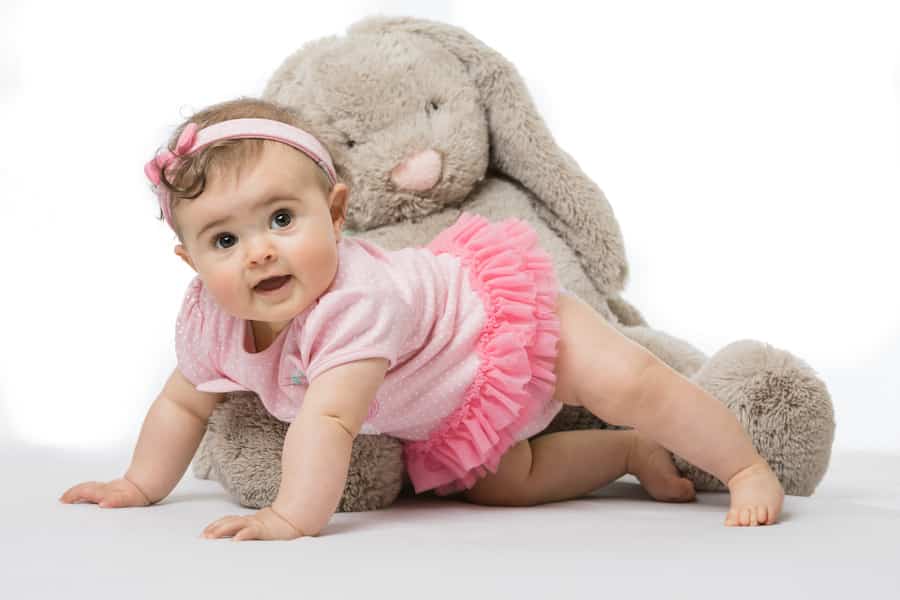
175;213;563;495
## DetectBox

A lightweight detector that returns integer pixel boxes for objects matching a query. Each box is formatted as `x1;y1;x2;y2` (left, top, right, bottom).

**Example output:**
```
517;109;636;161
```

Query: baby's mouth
254;275;291;292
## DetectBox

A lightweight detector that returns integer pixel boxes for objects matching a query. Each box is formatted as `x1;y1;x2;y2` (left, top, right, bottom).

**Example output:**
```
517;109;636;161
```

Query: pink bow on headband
143;122;199;186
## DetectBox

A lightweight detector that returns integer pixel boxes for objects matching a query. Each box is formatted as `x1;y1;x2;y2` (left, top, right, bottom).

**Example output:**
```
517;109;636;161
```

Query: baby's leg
551;293;783;526
462;429;695;507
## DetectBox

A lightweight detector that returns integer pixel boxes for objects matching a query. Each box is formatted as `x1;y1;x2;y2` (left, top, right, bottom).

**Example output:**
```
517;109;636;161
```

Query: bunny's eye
426;100;440;114
346;139;356;149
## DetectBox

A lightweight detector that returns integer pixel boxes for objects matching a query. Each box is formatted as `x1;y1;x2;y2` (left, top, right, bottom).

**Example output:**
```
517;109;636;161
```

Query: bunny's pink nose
390;149;442;191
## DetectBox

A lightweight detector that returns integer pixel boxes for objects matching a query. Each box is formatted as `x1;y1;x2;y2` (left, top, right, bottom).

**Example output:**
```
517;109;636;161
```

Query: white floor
2;445;898;599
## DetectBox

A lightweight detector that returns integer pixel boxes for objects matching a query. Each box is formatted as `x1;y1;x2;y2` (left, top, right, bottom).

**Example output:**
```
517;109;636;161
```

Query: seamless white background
1;0;898;452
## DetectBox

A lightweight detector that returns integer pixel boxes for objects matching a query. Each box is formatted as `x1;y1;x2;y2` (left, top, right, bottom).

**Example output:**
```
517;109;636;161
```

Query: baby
60;98;784;540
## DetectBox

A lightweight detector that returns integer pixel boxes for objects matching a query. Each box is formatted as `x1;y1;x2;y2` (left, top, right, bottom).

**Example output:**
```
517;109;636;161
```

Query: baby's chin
248;295;316;323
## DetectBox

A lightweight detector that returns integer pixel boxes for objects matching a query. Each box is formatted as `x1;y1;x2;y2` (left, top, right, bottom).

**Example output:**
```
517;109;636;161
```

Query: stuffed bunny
191;16;835;511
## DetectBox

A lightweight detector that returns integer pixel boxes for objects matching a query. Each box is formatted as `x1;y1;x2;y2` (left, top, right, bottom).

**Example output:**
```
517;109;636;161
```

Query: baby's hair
155;97;336;237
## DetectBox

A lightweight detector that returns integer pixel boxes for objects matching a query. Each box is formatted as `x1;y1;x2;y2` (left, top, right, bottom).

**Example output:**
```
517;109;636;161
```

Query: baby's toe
757;505;770;525
749;507;761;526
725;508;740;526
740;507;753;526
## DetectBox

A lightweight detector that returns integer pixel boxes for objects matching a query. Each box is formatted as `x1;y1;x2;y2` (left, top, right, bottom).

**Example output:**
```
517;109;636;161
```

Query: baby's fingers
232;525;262;542
60;482;104;504
203;516;245;540
203;516;264;541
98;490;140;509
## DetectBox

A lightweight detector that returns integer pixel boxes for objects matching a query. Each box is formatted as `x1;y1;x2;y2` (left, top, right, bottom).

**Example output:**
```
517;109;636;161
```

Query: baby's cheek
204;268;248;318
303;239;339;283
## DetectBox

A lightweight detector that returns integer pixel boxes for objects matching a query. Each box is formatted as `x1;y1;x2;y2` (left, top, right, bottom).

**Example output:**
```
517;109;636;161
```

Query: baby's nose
246;240;276;265
390;149;442;192
250;251;274;265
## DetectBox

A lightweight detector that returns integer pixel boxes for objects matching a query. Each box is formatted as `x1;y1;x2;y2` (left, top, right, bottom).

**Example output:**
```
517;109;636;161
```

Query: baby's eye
271;209;293;229
214;233;237;249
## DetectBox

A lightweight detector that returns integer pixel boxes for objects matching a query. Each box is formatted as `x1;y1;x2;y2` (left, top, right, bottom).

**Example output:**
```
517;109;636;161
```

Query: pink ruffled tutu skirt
403;212;563;495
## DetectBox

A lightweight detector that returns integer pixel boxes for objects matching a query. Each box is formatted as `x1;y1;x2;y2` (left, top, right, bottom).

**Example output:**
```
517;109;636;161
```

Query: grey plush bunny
192;17;835;510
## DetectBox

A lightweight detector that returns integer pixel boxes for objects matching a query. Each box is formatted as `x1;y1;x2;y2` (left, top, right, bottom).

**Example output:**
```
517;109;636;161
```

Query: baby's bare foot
725;460;785;526
626;433;696;502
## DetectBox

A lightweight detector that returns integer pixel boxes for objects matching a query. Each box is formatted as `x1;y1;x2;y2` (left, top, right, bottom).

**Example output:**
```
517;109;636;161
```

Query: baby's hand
202;507;306;542
725;460;785;526
59;477;151;508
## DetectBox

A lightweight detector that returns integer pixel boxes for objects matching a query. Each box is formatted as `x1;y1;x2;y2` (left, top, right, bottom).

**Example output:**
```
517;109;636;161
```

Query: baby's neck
249;319;290;352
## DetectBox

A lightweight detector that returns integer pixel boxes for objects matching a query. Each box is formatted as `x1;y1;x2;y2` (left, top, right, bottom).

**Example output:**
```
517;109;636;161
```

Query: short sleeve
301;287;411;382
174;277;220;386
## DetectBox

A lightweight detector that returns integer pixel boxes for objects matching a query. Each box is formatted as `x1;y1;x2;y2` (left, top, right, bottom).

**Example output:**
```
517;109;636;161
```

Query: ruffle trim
404;213;561;495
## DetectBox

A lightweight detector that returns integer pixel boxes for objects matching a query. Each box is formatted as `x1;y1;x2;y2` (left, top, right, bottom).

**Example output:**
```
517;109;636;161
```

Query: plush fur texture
191;16;835;509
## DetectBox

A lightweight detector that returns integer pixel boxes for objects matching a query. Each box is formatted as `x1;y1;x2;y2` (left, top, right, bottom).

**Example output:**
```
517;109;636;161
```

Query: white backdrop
1;0;898;452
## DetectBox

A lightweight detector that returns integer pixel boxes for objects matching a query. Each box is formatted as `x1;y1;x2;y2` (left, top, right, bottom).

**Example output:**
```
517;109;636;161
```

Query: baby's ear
329;184;349;238
174;244;197;272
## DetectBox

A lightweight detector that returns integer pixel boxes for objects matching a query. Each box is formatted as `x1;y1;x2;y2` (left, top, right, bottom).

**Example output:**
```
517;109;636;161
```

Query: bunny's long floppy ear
350;16;629;294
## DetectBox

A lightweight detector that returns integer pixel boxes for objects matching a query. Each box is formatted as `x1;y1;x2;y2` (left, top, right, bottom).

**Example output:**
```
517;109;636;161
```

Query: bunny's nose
390;149;442;192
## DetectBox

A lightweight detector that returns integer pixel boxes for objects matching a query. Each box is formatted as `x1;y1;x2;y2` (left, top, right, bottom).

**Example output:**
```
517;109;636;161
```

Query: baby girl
60;98;784;540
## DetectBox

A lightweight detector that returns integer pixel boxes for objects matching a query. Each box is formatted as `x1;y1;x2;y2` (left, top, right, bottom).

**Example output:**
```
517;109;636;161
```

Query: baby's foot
626;433;696;502
725;460;784;526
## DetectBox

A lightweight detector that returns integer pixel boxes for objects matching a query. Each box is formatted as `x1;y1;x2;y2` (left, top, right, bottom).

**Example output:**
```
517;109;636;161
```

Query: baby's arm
200;358;387;541
60;368;224;506
271;357;388;536
124;368;225;502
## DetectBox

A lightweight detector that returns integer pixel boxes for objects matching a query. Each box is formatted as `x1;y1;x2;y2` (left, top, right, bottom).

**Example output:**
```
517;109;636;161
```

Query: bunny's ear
350;16;629;294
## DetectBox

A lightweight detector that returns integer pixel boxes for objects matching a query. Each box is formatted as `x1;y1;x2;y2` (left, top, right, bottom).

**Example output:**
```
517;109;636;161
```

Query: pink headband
144;118;338;231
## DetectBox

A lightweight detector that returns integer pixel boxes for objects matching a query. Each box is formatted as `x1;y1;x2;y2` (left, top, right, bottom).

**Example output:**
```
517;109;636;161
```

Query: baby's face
173;142;346;329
